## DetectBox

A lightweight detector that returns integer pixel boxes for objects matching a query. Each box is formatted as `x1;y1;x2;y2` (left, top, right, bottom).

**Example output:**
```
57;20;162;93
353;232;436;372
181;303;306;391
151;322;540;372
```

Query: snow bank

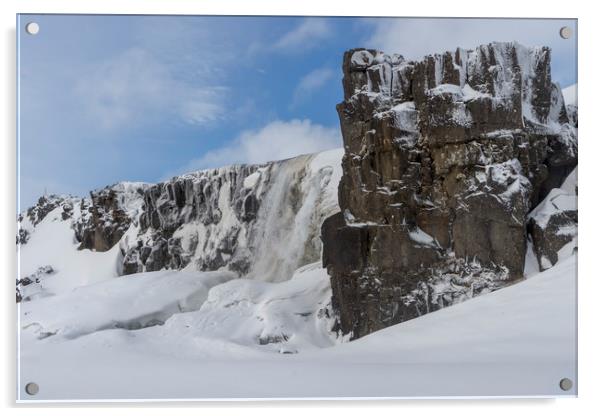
149;262;337;354
19;254;576;400
20;270;235;340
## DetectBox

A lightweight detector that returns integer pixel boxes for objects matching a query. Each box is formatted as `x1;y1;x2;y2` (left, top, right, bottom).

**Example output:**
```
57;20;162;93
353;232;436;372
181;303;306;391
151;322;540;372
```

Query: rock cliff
321;42;577;339
17;150;343;301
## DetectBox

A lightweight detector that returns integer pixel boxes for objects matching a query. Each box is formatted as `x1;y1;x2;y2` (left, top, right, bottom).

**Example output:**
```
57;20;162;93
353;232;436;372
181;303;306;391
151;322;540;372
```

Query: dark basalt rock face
118;153;339;279
322;42;577;339
121;165;262;275
74;188;135;252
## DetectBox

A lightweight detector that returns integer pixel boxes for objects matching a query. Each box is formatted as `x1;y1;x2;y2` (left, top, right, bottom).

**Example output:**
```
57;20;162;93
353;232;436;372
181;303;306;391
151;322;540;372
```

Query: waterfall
245;153;337;282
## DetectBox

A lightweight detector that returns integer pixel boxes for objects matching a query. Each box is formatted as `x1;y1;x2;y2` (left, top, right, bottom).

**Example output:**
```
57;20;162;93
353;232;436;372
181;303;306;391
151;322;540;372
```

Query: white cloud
290;67;335;108
366;18;577;61
274;19;332;51
75;48;226;129
173;119;341;176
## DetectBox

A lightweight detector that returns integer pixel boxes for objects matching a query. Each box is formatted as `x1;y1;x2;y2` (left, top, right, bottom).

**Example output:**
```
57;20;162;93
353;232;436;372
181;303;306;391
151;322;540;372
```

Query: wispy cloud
75;48;227;130
365;18;577;86
169;119;341;177
273;19;332;51
290;67;335;109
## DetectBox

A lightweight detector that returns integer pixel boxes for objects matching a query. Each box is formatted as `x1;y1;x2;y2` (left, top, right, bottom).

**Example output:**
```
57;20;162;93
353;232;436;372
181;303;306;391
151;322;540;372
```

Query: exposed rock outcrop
24;195;72;228
322;42;577;339
120;152;342;280
18;150;343;285
124;164;262;275
528;168;577;270
74;184;145;252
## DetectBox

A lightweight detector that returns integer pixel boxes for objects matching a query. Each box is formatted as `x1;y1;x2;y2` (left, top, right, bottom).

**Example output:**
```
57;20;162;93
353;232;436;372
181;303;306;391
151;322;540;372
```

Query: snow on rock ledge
528;168;577;270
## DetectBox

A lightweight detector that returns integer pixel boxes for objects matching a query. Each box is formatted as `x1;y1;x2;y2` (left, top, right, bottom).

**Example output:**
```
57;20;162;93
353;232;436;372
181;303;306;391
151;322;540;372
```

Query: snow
523;241;540;278
461;83;490;101
18;255;576;400
430;83;463;98
110;181;150;218
390;101;418;133
560;166;578;194
243;171;261;188
17;206;122;298
562;84;577;106
529;168;577;229
408;226;437;246
20;270;235;340
350;50;373;68
169;262;337;353
308;147;344;211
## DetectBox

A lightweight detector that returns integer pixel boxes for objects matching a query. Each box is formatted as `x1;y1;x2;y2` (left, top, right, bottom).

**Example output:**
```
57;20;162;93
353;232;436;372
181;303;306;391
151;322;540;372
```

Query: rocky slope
17;149;343;301
321;42;577;339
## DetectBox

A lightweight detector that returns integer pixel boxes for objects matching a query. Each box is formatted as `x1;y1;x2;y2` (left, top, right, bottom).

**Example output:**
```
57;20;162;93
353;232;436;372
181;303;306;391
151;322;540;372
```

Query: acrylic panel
16;14;578;401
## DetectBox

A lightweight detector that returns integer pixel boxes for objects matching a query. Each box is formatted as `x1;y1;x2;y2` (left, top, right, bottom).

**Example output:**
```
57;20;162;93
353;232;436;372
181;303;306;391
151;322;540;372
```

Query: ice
243;149;342;283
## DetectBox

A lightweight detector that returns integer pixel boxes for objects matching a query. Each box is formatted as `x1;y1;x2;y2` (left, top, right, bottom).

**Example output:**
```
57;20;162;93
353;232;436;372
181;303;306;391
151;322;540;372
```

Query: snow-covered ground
18;254;576;400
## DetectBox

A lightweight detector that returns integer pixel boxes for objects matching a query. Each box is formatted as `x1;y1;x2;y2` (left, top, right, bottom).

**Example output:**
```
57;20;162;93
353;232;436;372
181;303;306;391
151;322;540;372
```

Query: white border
2;0;600;414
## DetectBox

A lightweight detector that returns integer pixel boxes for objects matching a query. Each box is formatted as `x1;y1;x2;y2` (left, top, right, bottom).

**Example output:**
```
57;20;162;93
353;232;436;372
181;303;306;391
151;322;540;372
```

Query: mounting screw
559;26;572;39
559;378;573;391
25;22;40;35
25;382;39;395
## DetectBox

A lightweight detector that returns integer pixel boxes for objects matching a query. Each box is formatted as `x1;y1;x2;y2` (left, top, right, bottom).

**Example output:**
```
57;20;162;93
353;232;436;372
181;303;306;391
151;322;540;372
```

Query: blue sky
17;15;577;208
